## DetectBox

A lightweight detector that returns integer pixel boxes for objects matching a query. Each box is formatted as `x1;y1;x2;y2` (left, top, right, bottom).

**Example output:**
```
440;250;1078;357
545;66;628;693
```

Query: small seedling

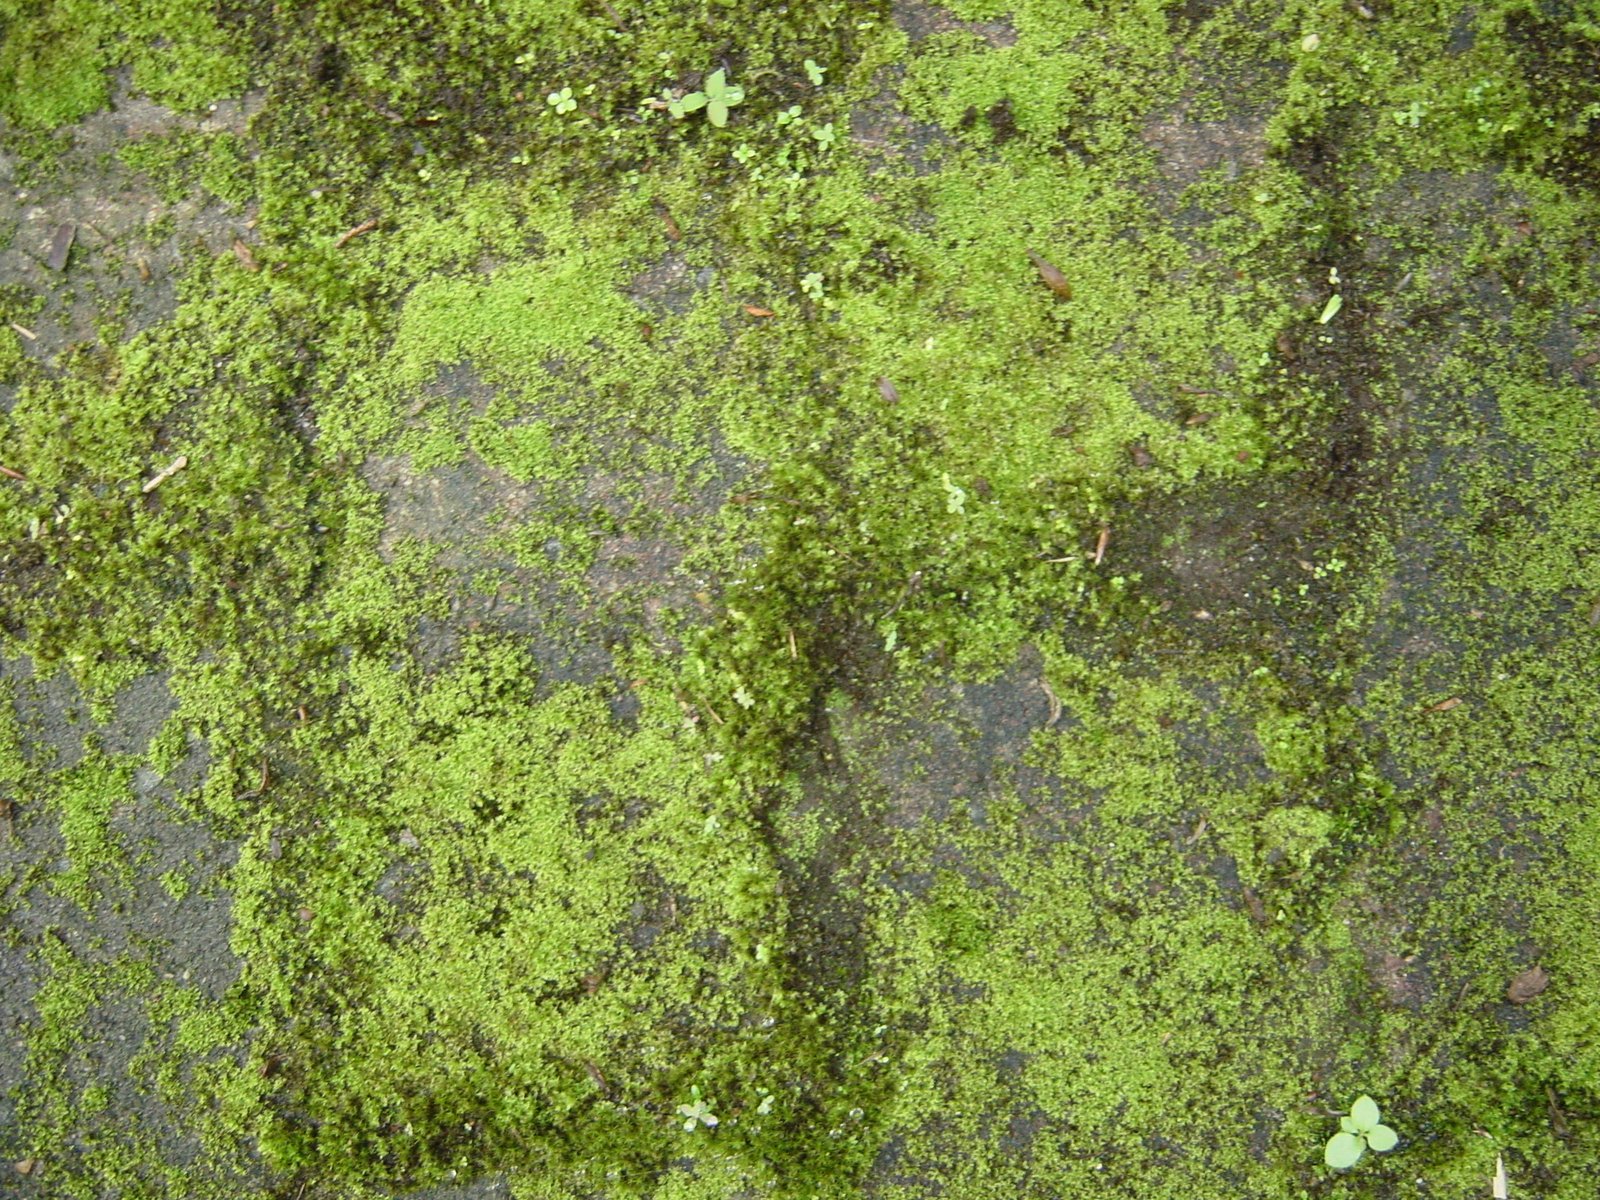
800;272;825;302
804;58;826;86
547;87;577;115
669;69;745;127
1325;1095;1398;1169
811;122;836;149
677;1085;718;1131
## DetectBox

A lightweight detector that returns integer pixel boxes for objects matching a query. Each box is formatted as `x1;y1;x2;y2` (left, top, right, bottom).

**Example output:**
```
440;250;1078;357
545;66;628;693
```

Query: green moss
5;0;1600;1194
0;0;248;130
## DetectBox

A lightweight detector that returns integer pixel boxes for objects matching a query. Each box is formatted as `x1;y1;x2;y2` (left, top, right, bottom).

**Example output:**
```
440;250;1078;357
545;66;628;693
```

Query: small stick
9;322;37;340
1092;526;1110;566
142;454;188;493
787;627;797;659
335;218;379;249
0;464;27;482
1039;679;1062;727
234;756;271;803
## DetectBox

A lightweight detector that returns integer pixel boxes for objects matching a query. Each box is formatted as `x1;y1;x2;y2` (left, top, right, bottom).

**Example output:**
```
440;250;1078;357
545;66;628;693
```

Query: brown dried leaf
742;305;775;317
47;223;75;272
1129;442;1156;469
1506;964;1549;1004
232;239;259;271
1026;249;1073;300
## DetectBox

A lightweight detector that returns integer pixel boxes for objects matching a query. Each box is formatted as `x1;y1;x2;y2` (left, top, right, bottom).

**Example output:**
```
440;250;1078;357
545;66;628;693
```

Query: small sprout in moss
941;473;967;515
670;69;744;127
811;122;836;150
1325;1095;1398;1170
775;104;803;127
1394;100;1427;127
804;58;826;86
732;685;755;709
1318;293;1343;324
677;1086;718;1131
800;272;825;302
547;87;577;115
732;143;756;165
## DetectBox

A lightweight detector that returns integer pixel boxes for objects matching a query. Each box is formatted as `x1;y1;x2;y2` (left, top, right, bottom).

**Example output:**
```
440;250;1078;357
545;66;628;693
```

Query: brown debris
232;239;259;271
335;218;380;249
1025;249;1073;300
47;223;75;271
1506;964;1549;1005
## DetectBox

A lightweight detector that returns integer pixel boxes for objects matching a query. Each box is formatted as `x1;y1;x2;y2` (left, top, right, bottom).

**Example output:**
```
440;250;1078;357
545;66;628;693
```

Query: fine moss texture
2;1;1598;1197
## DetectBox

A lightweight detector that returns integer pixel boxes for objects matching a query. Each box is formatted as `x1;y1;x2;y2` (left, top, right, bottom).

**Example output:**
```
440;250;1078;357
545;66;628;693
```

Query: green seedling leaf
1318;293;1343;323
1340;1116;1361;1135
1350;1095;1382;1132
1365;1123;1399;1152
804;58;826;85
1325;1131;1365;1170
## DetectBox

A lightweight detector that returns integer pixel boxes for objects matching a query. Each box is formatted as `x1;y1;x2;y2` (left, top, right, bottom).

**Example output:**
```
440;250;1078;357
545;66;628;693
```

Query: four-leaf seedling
677;1085;718;1132
669;69;745;127
1325;1095;1398;1169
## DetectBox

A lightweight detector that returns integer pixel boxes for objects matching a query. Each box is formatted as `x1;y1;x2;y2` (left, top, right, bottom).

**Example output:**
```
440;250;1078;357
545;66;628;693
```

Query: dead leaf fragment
1026;249;1073;300
742;304;774;317
1492;1152;1507;1199
13;1158;37;1176
655;203;681;242
1129;442;1155;469
1242;885;1268;926
232;239;259;271
1506;964;1549;1004
1427;696;1463;713
1184;411;1215;426
877;376;900;404
47;223;75;271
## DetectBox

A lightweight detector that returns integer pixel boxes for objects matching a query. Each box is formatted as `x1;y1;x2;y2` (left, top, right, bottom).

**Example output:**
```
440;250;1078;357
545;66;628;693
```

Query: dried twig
142;454;188;493
335;218;380;249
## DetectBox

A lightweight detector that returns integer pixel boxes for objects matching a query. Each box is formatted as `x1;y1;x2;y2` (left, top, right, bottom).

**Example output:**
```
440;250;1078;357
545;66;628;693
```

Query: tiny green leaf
705;69;727;94
1350;1095;1382;1132
708;101;729;127
804;58;826;85
1325;1131;1365;1170
1365;1123;1399;1152
1318;293;1343;323
1339;1116;1361;1135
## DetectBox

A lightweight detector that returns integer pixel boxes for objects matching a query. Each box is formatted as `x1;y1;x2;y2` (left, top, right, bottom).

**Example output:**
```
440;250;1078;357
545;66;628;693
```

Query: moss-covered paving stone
1;1;1598;1197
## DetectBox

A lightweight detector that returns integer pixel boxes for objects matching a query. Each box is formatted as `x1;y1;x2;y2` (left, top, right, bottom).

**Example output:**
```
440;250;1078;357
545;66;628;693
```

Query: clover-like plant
669;69;745;127
676;1085;719;1132
1324;1095;1398;1169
